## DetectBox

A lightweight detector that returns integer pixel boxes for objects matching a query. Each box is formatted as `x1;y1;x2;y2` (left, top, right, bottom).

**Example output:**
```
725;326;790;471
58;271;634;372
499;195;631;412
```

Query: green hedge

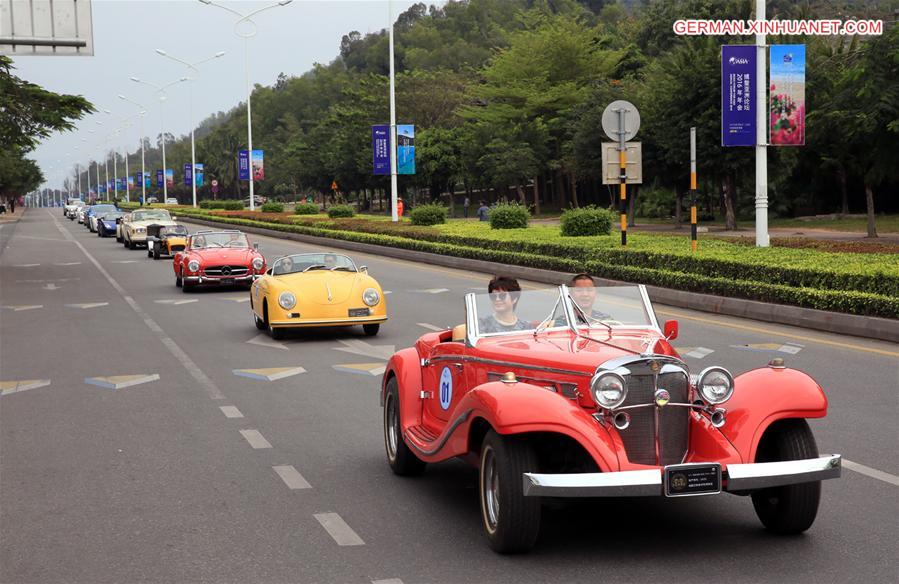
328;204;355;218
169;210;898;319
489;203;530;229
409;204;448;226
294;202;320;215
199;199;244;210
260;202;284;213
560;206;613;236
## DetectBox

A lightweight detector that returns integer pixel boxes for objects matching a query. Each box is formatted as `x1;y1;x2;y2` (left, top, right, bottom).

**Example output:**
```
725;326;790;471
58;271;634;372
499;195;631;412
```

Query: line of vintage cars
72;203;839;554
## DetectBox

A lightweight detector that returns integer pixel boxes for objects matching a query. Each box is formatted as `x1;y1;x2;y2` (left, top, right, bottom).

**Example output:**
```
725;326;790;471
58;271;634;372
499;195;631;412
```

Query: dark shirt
477;205;490;221
479;315;531;334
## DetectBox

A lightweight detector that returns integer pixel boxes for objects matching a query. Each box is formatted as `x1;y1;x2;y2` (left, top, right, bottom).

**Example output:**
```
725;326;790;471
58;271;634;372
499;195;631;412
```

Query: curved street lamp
131;76;188;200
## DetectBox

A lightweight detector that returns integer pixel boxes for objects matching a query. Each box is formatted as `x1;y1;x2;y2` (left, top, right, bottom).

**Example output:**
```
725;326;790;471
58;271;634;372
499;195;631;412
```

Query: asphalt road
1;209;897;584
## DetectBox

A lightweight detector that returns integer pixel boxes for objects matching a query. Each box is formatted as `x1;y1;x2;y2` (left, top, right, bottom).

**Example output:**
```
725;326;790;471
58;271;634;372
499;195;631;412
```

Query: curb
181;216;899;344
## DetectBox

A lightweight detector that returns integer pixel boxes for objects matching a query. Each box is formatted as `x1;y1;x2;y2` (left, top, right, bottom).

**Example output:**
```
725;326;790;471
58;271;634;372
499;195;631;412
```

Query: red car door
420;341;467;428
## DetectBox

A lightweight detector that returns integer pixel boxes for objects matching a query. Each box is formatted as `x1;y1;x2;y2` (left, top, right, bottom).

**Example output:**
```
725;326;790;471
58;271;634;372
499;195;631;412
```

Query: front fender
382;348;423;427
720;367;828;463
447;381;621;472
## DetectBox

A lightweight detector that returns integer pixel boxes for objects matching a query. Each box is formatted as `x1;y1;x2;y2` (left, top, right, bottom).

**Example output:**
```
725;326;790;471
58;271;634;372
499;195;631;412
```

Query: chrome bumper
522;454;841;497
183;275;254;284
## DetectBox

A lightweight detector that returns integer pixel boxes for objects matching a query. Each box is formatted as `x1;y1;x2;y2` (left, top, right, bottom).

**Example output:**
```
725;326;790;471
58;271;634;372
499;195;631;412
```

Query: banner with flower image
770;44;805;146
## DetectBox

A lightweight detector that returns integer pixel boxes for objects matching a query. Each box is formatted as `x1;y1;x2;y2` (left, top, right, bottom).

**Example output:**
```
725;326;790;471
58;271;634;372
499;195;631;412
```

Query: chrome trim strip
463;356;591;378
726;455;842;490
269;316;387;326
403;409;473;456
523;470;662;497
639;284;660;330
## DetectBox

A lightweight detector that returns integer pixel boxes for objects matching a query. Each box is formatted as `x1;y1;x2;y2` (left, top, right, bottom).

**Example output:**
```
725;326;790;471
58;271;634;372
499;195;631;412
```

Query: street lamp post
388;0;398;222
198;0;293;211
155;49;226;208
119;94;148;204
131;76;188;202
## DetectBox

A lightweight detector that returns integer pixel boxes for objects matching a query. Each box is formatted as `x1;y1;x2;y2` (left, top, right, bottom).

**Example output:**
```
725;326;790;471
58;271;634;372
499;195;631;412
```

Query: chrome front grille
204;265;248;277
617;371;690;466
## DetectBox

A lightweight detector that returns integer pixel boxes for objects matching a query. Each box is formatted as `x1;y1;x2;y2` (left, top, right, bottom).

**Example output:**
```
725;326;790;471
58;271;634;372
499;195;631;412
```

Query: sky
12;0;432;190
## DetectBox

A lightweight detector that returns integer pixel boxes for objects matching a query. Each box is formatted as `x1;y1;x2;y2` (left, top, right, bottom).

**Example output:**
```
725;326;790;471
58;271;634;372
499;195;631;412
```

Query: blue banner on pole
397;124;415;175
238;150;250;181
136;171;142;184
721;45;756;147
372;124;390;175
156;169;164;188
184;163;193;186
194;163;204;187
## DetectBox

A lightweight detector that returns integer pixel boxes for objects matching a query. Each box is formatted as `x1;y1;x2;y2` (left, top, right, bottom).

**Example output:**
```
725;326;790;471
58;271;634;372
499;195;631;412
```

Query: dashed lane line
273;465;312;490
219;406;244;418
372;580;404;584
245;334;289;350
1;305;43;312
332;363;386;376
843;459;899;487
65;302;109;309
239;429;273;449
47;211;225;400
314;513;365;546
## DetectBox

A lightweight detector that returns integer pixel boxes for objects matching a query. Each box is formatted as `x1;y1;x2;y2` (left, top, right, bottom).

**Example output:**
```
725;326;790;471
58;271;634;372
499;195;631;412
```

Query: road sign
211;179;218;187
601;100;640;142
331;181;338;191
601;142;642;185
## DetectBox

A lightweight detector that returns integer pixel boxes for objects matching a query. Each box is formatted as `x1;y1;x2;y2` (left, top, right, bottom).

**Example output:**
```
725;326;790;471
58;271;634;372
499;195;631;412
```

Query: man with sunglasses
479;276;531;334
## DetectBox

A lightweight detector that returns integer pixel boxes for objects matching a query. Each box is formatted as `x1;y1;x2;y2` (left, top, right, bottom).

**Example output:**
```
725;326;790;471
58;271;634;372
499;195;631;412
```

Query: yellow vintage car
250;252;387;339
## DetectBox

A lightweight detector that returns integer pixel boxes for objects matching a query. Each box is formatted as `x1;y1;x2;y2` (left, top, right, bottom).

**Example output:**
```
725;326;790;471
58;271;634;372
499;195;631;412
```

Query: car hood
192;248;258;266
274;271;369;305
130;219;175;227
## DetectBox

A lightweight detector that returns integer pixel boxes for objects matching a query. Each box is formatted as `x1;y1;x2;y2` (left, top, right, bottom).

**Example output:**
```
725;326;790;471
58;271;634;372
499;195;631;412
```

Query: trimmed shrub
260;202;284;213
638;187;677;219
409;204;448;226
489;202;530;229
328;204;355;218
198;199;244;210
560;206;614;236
294;202;320;215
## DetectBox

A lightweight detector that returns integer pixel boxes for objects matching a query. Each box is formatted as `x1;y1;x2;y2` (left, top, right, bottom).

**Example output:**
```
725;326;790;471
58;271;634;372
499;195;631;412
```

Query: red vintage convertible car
173;230;266;292
381;284;841;553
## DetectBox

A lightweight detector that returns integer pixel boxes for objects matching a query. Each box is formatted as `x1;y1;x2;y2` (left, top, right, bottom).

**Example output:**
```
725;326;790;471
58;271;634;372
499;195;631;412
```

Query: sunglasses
490;292;512;301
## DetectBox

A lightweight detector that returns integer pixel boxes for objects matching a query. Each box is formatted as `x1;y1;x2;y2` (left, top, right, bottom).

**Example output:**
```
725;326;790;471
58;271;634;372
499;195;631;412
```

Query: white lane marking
42;283;60;290
219;406;244;418
372;580;404;584
332;363;386;376
110;260;139;264
65;302;109;309
85;374;160;390
417;323;445;332
239;429;273;449
16;278;79;283
14;235;68;242
0;379;51;396
333;339;396;361
233;367;306;381
1;305;43;312
843;459;899;487
383;290;392;295
13;263;40;267
778;343;804;354
273;465;312;490
410;287;449;294
47;211;225;400
155;299;199;305
680;347;714;359
314;513;365;546
246;334;289;350
222;296;251;303
54;262;81;266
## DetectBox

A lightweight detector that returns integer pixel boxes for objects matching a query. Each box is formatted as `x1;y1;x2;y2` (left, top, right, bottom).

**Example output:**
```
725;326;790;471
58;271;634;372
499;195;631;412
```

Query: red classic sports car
173;230;266;291
381;284;841;553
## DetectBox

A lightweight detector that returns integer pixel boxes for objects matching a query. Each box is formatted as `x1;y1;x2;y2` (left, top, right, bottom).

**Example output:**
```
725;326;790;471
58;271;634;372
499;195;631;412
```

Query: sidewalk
0;207;26;225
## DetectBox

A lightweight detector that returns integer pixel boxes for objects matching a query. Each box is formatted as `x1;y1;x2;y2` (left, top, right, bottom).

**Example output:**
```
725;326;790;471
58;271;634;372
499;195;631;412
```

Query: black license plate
348;308;370;317
664;463;721;497
221;278;235;286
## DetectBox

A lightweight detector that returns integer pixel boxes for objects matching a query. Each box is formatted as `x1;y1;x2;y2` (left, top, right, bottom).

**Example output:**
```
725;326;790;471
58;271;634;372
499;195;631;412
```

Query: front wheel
254;311;266;330
363;323;380;336
383;378;427;476
479;430;541;554
751;419;822;534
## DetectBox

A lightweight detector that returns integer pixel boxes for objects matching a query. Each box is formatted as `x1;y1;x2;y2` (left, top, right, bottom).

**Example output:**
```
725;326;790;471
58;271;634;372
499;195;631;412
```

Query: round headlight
362;288;380;307
187;260;200;273
252;257;264;271
278;291;296;310
590;371;628;409
697;367;734;404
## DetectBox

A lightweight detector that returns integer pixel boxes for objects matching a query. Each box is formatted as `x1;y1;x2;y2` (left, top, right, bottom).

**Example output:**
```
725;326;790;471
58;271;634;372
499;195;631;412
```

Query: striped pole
618;109;627;246
690;127;697;252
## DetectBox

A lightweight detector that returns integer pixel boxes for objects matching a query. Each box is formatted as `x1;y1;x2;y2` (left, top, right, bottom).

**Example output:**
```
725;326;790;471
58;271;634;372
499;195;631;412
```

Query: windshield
131;210;172;222
563;285;653;328
100;212;125;220
271;253;355;275
190;232;249;249
66;198;82;205
161;225;189;237
90;205;116;214
472;288;567;336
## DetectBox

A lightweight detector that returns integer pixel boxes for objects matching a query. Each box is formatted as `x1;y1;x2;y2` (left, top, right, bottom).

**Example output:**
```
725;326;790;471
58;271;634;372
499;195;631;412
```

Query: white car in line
165;197;178;205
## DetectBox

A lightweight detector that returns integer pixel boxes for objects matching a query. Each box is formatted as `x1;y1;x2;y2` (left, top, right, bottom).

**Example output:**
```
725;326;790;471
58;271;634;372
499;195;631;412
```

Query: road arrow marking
246;334;288;350
1;305;43;312
0;379;51;396
333;339;395;361
232;367;306;381
417;323;445;332
54;262;81;266
85;374;160;390
14;263;40;267
65;302;109;309
332;363;387;376
155;299;199;306
42;283;60;290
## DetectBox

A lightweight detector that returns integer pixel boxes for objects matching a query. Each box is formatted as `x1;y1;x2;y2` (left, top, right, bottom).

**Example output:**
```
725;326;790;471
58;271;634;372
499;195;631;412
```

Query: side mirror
663;320;679;341
253;242;260;251
359;265;367;273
